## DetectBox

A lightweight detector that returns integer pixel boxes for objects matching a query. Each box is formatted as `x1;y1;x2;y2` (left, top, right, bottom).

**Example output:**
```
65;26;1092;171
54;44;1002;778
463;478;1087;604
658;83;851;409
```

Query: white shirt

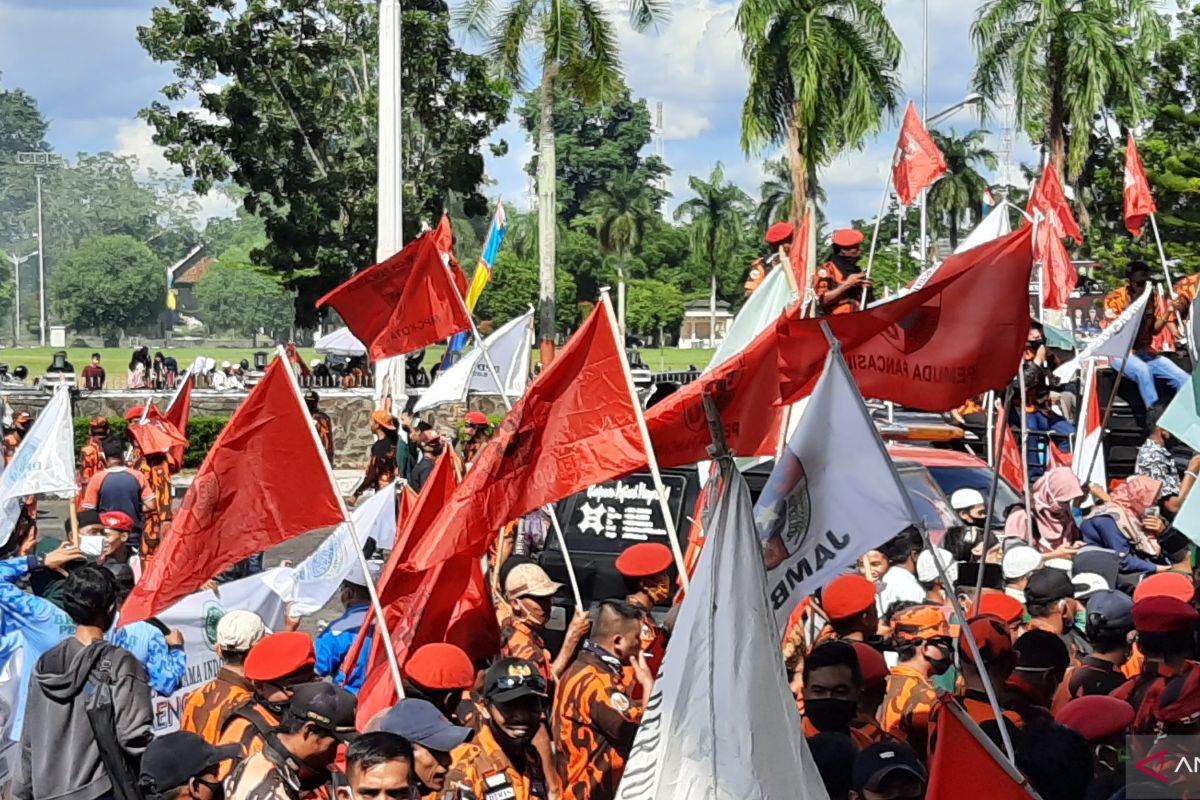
876;566;925;616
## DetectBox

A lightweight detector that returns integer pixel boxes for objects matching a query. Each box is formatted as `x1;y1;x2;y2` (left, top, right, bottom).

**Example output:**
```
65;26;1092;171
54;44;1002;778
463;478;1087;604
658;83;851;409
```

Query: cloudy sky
0;0;1036;229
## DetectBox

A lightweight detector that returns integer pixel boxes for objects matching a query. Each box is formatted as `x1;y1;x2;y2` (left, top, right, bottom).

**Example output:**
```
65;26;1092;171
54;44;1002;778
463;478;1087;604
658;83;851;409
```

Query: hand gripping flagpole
815;321;1017;763
275;346;405;696
601;289;690;589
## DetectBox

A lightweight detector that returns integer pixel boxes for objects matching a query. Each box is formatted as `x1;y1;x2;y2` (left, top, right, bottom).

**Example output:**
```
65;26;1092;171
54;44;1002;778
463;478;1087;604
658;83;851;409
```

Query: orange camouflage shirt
138;459;174;558
440;724;547;800
552;647;642;800
499;615;554;687
881;664;938;755
179;668;255;745
813;260;862;315
217;699;281;759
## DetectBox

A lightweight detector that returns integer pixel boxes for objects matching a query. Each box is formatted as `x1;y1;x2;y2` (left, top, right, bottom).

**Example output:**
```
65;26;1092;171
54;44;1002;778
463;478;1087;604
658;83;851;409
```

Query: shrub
73;415;229;469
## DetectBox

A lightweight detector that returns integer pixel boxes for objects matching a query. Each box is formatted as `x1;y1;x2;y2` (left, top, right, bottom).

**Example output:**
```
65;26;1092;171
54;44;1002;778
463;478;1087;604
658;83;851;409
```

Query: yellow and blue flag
445;202;508;364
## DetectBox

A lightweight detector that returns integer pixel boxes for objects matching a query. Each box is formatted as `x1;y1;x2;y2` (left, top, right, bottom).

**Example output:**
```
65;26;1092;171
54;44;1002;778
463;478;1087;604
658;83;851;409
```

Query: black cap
1085;589;1135;636
139;732;240;794
285;682;358;742
1072;547;1120;590
378;699;474;753
483;658;548;703
1013;629;1070;671
1024;568;1076;606
852;741;927;793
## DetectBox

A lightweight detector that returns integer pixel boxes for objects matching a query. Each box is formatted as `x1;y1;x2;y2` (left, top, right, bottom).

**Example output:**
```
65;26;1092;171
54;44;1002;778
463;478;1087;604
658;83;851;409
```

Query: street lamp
16;151;63;347
8;247;37;345
920;94;985;267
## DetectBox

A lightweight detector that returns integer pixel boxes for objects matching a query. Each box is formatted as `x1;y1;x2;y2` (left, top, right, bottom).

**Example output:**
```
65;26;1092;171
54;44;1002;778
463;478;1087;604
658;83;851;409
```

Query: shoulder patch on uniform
817;268;828;278
484;774;507;788
610;691;631;712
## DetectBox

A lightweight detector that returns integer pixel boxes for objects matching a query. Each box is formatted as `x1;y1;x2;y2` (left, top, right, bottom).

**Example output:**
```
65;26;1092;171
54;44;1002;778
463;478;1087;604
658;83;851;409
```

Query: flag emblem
180;472;222;529
882;298;943;355
202;601;224;650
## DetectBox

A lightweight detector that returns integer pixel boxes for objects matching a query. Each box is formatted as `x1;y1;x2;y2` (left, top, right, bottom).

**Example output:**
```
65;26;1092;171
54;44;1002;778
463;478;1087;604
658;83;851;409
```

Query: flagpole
275;346;405;696
972;390;1014;607
1081;355;1130;492
984;390;995;464
1016;359;1033;517
601;289;690;589
861;177;894;308
1149;214;1187;349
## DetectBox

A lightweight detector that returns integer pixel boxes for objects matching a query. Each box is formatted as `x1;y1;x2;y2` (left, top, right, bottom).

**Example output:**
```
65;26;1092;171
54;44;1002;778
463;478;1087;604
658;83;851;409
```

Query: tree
474;249;578;330
625;278;684;340
583;171;659;330
926;129;998;248
138;0;510;327
0;73;49;247
755;157;826;235
458;0;666;357
195;261;294;344
674;164;752;345
971;0;1163;187
738;0;900;225
50;235;166;345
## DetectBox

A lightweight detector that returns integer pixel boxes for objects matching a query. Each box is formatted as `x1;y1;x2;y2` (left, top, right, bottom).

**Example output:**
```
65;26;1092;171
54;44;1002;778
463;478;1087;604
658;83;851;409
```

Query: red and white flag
1073;361;1107;489
1124;136;1157;238
892;101;948;207
1027;164;1083;245
121;358;344;624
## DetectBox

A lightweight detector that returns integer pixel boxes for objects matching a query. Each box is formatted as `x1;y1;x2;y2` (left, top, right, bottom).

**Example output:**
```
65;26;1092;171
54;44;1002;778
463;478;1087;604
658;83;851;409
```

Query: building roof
683;298;732;311
175;256;216;286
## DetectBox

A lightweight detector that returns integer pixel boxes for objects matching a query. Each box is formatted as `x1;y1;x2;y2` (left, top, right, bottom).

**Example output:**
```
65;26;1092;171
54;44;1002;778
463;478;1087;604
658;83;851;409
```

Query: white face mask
79;535;105;558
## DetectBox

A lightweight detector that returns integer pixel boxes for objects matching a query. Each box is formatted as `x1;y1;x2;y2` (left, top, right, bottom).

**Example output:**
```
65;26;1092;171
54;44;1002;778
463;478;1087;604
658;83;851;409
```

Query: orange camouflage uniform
137;458;174;559
179;668;255;744
1103;286;1161;351
217;699;281;758
440;724;547;800
927;690;1023;760
76;435;107;505
499;614;554;687
813;260;865;315
801;713;890;750
881;664;938;754
552;646;642;800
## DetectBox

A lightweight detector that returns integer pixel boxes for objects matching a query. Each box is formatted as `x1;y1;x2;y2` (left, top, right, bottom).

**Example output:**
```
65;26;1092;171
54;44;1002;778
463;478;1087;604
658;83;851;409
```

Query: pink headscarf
1089;475;1163;557
1031;467;1085;552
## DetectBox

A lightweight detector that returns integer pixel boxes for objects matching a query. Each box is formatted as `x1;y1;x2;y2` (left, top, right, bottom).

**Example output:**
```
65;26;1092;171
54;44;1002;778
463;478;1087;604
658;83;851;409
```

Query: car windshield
926;465;1022;527
895;465;959;544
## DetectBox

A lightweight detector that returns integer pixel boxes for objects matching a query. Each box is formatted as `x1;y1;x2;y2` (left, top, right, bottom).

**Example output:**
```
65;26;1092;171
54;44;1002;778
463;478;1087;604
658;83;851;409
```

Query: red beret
851;641;888;691
464;411;489;426
1055;695;1133;742
1132;596;1200;635
244;632;316;681
99;511;134;533
615;543;673;579
765;221;794;245
957;616;1013;664
832;229;865;248
822;575;877;620
404;643;474;690
974;592;1025;625
1133;572;1195;604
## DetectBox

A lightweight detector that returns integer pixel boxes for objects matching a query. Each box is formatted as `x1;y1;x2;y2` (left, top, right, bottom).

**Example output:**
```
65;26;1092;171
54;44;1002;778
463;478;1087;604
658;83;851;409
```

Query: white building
677;298;733;349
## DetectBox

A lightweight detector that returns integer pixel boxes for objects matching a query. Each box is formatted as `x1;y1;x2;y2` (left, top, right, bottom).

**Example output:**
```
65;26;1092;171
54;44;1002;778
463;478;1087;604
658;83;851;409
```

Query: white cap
221;360;232;369
950;487;985;511
345;560;382;589
216;610;271;652
1002;545;1043;580
916;547;957;585
1073;572;1110;599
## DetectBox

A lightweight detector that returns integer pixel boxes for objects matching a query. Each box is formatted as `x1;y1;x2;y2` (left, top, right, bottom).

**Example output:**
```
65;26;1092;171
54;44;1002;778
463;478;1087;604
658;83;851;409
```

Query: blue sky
0;0;1036;230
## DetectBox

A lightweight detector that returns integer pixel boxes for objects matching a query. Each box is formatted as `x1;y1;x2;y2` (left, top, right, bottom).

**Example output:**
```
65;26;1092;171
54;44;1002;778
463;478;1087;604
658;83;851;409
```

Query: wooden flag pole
1149;214;1188;349
861;174;894;308
276;346;405;697
600;289;690;589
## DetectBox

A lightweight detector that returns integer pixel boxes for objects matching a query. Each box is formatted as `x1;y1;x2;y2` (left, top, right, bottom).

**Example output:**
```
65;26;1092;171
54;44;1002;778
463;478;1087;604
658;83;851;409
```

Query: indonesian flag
317;232;470;360
927;695;1037;800
121;358;344;624
892;101;948;207
1026;164;1083;245
1124;136;1157;237
995;407;1025;492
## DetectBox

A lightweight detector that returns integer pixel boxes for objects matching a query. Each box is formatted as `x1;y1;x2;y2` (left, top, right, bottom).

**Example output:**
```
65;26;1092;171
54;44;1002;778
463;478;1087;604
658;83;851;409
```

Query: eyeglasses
490;674;547;693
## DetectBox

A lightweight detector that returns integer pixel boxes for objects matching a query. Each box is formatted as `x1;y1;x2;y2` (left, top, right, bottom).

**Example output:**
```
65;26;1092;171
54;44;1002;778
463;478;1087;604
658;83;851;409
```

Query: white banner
706;266;796;372
0;387;76;537
754;347;917;631
414;310;534;412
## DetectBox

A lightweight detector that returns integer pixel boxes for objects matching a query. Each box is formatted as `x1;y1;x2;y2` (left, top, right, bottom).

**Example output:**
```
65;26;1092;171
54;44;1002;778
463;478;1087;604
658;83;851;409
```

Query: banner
706;266;796;372
1054;284;1152;382
415;309;534;412
0;386;76;538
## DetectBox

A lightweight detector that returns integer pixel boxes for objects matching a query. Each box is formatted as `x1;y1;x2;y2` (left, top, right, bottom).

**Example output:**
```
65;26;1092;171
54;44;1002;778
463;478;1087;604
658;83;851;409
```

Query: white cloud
113;118;237;225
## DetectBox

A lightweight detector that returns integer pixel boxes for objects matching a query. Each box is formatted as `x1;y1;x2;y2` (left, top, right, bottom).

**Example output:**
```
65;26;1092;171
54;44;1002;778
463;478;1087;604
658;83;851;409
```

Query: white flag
706;266;797;372
414;309;534;412
616;468;829;800
954;203;1013;255
1054;284;1151;382
754;346;916;631
263;484;396;616
0;387;76;536
1072;360;1106;490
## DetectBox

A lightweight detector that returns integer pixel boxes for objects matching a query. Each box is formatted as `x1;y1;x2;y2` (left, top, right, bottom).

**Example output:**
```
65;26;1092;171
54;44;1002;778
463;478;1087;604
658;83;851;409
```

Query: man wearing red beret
744;222;794;297
813;228;871;315
216;631;317;756
814;574;880;646
1112;596;1200;735
614;542;674;684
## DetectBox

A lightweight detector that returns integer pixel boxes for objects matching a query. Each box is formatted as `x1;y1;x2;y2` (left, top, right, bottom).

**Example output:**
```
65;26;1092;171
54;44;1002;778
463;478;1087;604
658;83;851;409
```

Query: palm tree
585;172;657;334
756;157;827;234
971;0;1163;184
926;129;998;249
674;164;752;347
738;0;900;226
458;0;667;361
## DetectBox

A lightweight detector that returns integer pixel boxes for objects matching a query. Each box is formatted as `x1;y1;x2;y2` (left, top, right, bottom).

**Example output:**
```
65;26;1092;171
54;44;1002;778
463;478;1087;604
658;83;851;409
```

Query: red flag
433;213;455;256
121;358;344;624
163;374;193;469
400;303;646;573
316;233;470;360
1124;136;1157;237
126;416;187;458
776;226;1034;410
927;696;1036;800
1034;216;1078;311
892;101;948;206
787;210;812;289
1026;164;1083;245
995;408;1025;490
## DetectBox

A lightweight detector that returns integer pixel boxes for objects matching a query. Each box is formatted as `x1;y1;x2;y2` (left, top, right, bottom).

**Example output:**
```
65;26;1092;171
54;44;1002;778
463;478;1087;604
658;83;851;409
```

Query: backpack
82;642;146;800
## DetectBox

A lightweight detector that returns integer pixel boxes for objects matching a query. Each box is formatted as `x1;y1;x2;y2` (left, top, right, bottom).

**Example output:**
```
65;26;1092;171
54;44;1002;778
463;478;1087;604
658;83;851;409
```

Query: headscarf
1031;467;1085;552
1085;475;1162;557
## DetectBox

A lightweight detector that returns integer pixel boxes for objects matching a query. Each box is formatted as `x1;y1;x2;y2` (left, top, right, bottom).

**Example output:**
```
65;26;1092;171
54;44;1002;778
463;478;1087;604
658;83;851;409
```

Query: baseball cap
950;487;985;511
1085;590;1134;637
1071;547;1121;591
1132;571;1195;604
890;605;951;642
916;547;957;585
285;682;358;742
244;631;316;682
344;560;382;589
404;643;475;690
378;699;473;753
851;741;927;793
484;658;548;703
1001;545;1042;581
504;563;562;599
1013;629;1070;672
822;575;877;620
1024;568;1077;606
100;511;134;533
216;610;270;653
1072;572;1109;599
139;732;240;795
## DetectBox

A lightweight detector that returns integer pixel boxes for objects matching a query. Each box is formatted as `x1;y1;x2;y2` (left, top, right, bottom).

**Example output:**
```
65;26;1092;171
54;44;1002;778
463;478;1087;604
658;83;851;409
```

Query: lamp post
8;248;37;345
16;151;63;346
919;93;984;267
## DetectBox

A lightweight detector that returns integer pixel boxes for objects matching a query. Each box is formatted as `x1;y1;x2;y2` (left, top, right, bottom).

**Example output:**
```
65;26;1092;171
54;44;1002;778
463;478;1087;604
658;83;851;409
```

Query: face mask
804;698;858;733
79;535;105;558
926;644;953;676
646;581;671;605
196;778;225;800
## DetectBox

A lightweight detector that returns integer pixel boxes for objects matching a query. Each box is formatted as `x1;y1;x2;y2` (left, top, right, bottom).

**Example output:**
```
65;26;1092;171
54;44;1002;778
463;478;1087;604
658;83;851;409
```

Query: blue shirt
314;603;373;694
1080;516;1159;575
109;620;187;697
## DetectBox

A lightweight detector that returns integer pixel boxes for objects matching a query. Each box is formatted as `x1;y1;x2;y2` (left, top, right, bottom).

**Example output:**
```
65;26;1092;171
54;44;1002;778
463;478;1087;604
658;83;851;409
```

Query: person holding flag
1103;261;1189;412
813;229;870;314
744;222;793;296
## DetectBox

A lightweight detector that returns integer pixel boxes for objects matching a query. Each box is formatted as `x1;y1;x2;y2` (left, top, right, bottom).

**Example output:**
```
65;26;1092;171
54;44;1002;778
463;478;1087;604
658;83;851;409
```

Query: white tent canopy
315;327;368;357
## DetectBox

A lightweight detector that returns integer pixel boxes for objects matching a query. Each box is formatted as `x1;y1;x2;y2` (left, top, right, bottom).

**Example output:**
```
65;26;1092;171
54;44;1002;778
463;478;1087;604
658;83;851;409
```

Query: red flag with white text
1124;136;1157;237
1026;164;1083;245
892;101;948;207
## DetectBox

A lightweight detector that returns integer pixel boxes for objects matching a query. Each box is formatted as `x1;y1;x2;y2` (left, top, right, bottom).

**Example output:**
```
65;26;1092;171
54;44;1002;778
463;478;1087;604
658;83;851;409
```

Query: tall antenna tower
997;93;1016;196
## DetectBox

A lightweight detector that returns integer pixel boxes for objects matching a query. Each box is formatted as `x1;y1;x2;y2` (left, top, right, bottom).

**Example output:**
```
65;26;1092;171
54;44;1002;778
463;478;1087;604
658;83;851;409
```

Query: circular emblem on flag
882;298;942;355
782;472;812;554
180;472;221;529
308;541;344;579
202;600;224;650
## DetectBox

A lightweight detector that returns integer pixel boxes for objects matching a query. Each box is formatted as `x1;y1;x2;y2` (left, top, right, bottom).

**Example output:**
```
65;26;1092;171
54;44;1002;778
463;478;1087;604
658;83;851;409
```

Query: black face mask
196;778;225;800
926;644;953;676
804;698;858;733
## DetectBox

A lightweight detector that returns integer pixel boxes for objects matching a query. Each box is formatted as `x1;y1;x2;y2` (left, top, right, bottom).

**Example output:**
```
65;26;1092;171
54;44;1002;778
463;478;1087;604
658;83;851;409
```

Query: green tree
738;0;900;225
458;0;666;354
674;163;752;344
926;129;998;249
582;171;659;330
195;261;294;344
0;73;49;247
50;235;166;345
138;0;510;327
971;0;1163;186
625;278;684;340
475;250;578;330
755;157;826;236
